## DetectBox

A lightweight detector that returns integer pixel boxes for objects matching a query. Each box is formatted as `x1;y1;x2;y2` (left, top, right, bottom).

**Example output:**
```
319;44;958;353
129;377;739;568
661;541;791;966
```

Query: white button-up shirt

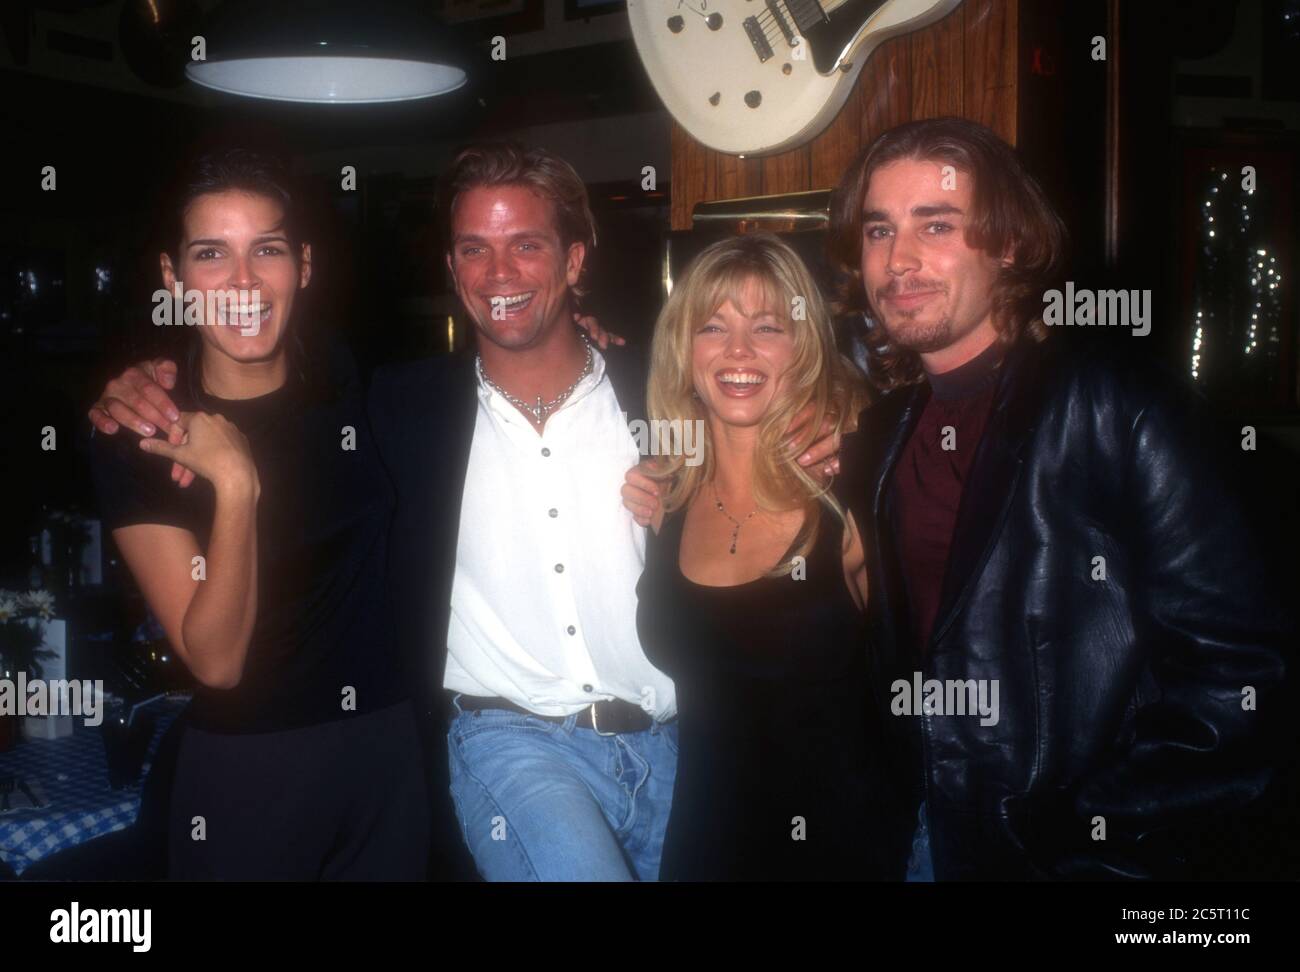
443;348;677;720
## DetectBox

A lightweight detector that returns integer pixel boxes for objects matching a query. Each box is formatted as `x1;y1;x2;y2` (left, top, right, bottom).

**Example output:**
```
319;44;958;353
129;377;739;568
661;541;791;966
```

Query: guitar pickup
743;17;774;62
765;0;797;47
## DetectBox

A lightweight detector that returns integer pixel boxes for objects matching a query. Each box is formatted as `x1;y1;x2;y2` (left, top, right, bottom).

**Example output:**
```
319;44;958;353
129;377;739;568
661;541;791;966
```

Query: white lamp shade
186;55;467;103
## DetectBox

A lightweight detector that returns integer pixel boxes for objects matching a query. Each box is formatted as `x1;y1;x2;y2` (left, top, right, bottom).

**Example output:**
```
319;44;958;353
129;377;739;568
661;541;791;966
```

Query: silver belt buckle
590;701;617;737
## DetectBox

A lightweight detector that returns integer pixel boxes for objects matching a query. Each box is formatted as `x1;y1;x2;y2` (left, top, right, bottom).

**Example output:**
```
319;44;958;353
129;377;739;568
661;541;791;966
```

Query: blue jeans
905;801;935;882
446;696;678;881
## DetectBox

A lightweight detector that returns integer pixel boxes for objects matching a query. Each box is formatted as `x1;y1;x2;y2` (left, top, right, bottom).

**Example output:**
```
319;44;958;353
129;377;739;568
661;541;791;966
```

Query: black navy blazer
366;341;649;875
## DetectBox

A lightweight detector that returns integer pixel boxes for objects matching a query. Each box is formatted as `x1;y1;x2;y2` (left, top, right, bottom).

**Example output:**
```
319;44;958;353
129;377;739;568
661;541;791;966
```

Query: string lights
1188;167;1284;394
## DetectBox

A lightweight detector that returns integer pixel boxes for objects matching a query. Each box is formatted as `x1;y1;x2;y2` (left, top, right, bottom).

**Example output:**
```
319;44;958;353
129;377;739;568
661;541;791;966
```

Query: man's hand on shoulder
88;358;195;487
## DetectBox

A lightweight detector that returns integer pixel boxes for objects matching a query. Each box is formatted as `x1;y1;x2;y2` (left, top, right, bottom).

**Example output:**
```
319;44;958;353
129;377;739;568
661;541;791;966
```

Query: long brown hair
647;233;867;573
828;117;1068;390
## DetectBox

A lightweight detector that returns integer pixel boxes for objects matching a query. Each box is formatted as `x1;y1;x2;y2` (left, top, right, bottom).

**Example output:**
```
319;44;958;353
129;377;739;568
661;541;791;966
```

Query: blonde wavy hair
646;232;868;574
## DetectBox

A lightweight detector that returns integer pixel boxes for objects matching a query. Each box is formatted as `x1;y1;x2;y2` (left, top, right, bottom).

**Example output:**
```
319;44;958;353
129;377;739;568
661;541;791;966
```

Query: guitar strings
754;4;814;48
755;12;789;47
745;0;838;52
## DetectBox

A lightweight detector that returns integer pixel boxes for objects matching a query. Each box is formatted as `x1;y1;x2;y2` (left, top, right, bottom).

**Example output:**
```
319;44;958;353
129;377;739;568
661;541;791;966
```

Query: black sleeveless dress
636;493;904;881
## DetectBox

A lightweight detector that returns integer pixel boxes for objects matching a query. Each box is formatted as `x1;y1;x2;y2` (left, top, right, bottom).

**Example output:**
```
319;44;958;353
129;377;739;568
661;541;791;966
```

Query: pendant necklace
712;483;758;555
479;340;594;426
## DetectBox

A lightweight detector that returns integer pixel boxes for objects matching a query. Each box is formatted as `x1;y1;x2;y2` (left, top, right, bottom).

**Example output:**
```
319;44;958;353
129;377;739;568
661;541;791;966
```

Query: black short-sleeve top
90;345;405;734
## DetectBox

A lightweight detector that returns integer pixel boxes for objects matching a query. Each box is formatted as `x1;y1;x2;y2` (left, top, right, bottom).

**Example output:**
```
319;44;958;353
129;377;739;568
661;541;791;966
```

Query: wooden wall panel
809;73;865;192
911;4;965;120
962;0;1018;141
716;152;763;203
860;33;913;149
760;145;811;197
669;0;1022;229
670;121;711;231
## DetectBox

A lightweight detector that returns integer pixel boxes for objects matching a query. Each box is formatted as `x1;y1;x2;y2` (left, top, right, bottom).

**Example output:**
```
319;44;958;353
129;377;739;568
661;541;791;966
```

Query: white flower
22;590;56;619
0;595;18;621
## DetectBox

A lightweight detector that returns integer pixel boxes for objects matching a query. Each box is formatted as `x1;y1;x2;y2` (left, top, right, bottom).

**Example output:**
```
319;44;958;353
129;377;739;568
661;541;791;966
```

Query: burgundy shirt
890;341;1004;655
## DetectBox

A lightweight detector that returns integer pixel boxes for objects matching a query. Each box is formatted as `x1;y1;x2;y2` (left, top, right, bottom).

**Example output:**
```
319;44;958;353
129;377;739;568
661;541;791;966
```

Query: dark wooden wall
669;0;1022;229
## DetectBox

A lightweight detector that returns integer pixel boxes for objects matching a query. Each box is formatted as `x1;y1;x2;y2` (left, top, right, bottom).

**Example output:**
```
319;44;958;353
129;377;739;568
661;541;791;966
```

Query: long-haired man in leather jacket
827;116;1293;880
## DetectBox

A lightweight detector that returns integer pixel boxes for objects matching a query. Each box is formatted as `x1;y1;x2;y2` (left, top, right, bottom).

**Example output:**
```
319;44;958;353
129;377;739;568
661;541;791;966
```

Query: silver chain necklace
712;483;758;555
478;341;594;425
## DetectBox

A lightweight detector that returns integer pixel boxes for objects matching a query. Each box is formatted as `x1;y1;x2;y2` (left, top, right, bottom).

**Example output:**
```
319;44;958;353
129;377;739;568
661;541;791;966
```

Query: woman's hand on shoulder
623;460;665;534
574;312;626;350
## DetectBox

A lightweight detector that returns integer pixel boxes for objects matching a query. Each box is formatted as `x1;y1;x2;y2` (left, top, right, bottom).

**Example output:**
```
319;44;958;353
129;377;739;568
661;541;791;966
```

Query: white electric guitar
627;0;964;156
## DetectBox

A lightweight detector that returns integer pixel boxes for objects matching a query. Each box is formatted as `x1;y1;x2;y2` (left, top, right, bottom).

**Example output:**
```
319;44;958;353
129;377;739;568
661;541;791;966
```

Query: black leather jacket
843;337;1292;880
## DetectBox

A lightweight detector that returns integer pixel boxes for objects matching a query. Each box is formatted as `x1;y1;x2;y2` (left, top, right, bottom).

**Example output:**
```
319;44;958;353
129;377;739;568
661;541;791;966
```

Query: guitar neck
782;1;889;41
783;0;837;35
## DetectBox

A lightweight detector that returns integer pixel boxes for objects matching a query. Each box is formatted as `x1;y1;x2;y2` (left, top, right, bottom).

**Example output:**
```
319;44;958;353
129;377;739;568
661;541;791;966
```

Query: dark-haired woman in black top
90;151;428;879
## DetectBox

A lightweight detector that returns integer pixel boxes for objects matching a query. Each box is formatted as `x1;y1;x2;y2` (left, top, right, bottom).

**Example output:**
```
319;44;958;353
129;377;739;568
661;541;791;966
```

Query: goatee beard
883;313;955;354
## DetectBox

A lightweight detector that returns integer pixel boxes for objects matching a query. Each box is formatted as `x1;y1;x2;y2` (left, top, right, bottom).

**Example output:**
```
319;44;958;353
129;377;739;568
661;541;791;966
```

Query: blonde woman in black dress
634;232;905;880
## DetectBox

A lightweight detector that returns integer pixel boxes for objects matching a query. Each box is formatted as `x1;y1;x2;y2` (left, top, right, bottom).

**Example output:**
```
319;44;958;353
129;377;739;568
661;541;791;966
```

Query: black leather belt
454;695;653;735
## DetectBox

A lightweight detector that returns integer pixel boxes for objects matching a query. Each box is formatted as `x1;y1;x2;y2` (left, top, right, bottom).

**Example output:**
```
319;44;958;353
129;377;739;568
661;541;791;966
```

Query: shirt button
566;625;576;635
541;447;551;457
548;508;558;518
554;563;564;573
583;684;593;693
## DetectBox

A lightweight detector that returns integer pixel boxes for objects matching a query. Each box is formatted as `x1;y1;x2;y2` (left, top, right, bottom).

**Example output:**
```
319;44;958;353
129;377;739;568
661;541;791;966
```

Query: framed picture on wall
564;0;624;21
438;0;545;32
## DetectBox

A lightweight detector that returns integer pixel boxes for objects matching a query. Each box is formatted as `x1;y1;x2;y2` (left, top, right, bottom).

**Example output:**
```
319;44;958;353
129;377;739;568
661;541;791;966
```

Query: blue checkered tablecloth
0;696;187;876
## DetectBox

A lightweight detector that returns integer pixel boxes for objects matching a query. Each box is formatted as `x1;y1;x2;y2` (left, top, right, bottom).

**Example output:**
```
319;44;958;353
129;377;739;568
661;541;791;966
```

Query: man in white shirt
394;143;678;880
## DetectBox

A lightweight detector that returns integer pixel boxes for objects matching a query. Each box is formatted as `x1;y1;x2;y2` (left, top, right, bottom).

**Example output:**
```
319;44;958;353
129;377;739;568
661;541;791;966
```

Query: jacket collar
868;338;1050;651
929;337;1049;646
601;342;649;428
871;382;928;523
421;349;480;495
